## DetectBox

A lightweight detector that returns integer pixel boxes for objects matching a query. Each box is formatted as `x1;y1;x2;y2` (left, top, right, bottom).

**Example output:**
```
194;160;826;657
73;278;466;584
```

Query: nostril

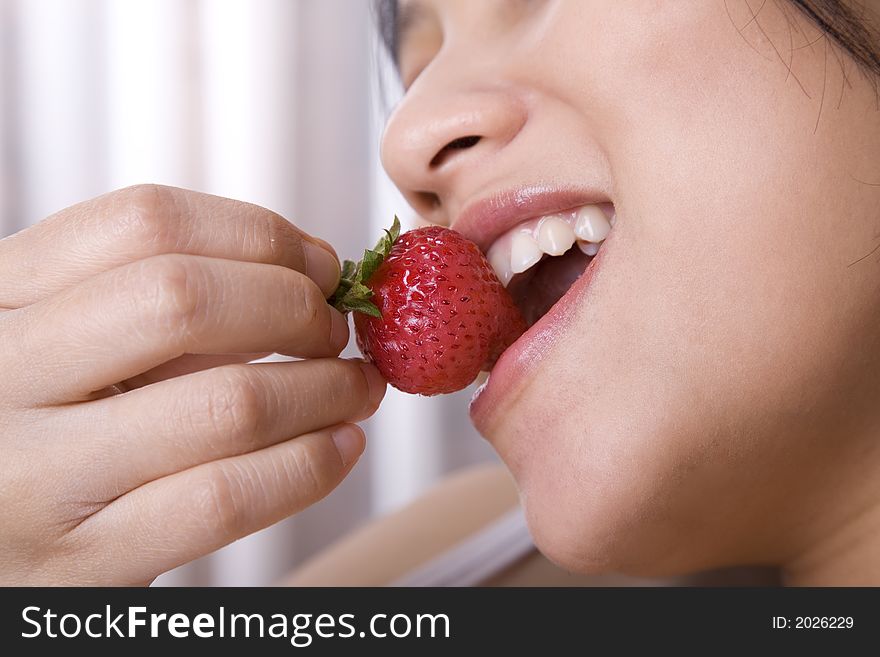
445;135;481;150
414;190;442;212
429;135;481;168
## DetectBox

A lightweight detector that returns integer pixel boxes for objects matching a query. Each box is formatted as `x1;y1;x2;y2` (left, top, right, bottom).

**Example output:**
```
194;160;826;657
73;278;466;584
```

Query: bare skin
381;0;880;584
0;184;386;585
283;464;780;586
4;1;879;587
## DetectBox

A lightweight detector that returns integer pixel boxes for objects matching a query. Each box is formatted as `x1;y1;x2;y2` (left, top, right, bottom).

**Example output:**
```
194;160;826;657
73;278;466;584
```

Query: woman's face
381;0;880;578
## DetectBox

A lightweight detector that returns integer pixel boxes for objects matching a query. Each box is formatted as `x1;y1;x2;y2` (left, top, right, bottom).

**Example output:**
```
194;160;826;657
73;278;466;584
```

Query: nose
381;74;527;226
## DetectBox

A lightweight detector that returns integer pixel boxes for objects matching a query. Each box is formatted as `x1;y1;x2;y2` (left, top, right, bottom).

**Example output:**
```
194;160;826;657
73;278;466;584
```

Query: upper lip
452;184;612;253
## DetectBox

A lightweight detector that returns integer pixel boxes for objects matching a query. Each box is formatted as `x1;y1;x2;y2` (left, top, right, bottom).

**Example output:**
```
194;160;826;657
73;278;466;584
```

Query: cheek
490;0;880;574
501;172;880;572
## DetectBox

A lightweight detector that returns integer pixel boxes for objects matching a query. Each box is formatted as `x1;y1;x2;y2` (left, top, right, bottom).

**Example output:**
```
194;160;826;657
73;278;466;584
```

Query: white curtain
0;0;497;586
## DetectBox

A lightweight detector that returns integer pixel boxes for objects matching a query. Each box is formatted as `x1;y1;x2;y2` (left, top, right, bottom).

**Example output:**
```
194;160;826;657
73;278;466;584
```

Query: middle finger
63;358;386;498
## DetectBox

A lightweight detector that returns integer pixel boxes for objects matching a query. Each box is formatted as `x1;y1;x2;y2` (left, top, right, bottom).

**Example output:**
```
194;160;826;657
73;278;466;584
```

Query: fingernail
305;241;341;298
359;361;387;413
329;307;350;353
332;425;365;467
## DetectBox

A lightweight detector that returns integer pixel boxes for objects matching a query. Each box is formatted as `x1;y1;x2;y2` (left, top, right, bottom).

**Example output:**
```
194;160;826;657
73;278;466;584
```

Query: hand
0;185;385;585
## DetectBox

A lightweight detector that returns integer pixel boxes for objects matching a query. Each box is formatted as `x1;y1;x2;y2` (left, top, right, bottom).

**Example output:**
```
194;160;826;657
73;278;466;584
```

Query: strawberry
331;217;526;395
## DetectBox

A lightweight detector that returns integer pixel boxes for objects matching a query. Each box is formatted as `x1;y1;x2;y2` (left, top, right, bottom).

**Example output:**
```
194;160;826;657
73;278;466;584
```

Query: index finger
0;184;341;307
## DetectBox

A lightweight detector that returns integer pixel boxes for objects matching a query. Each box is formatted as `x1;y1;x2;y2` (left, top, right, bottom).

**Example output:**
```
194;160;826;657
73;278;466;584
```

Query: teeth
577;240;600;256
487;236;514;287
536;215;576;256
509;232;543;274
486;203;614;287
574;205;611;243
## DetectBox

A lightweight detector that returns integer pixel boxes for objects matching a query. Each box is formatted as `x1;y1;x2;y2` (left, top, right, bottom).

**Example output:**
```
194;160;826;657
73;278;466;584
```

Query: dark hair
791;0;880;77
375;0;399;64
375;0;880;79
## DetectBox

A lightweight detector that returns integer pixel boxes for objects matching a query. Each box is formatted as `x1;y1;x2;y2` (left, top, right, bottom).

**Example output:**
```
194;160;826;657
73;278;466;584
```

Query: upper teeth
487;204;614;286
509;232;543;274
537;215;576;256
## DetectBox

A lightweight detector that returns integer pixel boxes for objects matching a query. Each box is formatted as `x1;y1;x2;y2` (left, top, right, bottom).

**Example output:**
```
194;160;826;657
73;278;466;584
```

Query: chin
495;405;725;579
519;477;701;578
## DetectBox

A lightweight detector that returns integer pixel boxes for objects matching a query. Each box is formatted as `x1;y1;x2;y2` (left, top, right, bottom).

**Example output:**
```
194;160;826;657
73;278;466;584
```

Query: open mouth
485;203;615;327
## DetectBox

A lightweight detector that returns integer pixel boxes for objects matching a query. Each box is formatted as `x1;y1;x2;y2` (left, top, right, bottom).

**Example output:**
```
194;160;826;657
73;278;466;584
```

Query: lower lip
469;237;609;434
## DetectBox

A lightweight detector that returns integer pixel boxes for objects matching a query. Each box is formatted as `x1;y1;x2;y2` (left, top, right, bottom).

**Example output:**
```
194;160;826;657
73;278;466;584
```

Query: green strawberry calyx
330;216;401;318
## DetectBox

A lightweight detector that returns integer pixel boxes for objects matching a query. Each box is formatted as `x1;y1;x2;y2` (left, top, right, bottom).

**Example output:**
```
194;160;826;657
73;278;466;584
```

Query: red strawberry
331;217;526;395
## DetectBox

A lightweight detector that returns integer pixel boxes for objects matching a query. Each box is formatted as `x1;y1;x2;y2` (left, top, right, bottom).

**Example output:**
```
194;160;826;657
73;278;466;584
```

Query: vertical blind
0;0;496;585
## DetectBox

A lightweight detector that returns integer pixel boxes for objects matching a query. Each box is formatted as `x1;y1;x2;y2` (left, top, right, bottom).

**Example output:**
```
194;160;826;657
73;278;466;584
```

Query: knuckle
111;184;179;253
290;274;327;331
196;463;249;538
327;362;372;416
204;366;265;450
281;444;329;501
254;210;301;265
0;441;79;550
349;363;375;409
131;254;201;330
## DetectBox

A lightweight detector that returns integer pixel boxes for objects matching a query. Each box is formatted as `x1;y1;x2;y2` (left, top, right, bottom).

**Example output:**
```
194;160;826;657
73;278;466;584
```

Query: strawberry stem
330;215;401;318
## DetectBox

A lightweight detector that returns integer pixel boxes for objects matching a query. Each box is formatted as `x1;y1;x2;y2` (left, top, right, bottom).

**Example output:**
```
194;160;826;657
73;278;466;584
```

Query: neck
782;484;880;586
